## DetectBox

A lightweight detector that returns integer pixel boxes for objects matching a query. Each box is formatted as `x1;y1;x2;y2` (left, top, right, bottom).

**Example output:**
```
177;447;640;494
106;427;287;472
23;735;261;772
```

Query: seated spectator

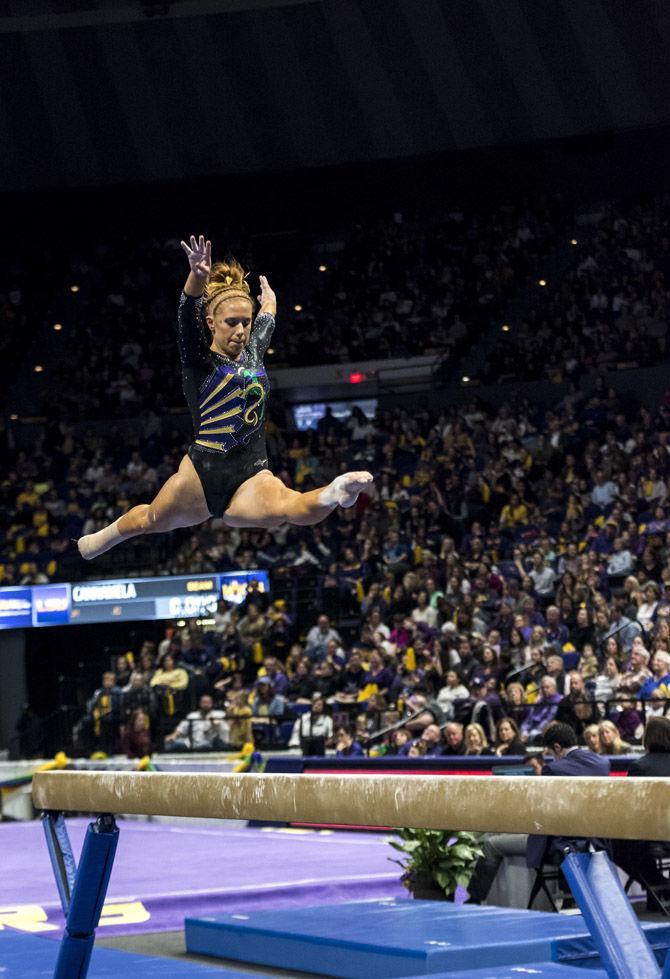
304;614;342;661
463;722;491;756
114;653;133;689
522;647;547;700
545;654;567;695
637;583;660;633
506;627;528;672
591;470;618;512
130;647;156;686
494;717;526;757
163;694;229;752
612;717;670;909
324;635;348;667
544;605;569;648
389;726;413;755
436;669;470;717
289;692;333;754
213;627;246;687
468;678;503;739
73;671;123;757
359;692;389;736
616;644;653;697
178;632;219;699
225;690;253;747
583;723;601;753
577;643;599;682
528;551;556;604
520;676;562;743
499;492;528;530
362;649;395;699
555;671;599;739
311;659;340;699
594;656;620;710
442;721;465;755
611;699;643;743
604;604;639;656
639;651;670;700
120;708;152;759
237;602;269;660
502;682;530;728
598;719;631;755
259;655;289;696
411;589;438;629
150;653;189;692
645;689;670;719
471;645;500;686
410;723;444;757
286;659;315;703
252;677;287;722
607;538;634;580
570;608;595;652
335;651;367;701
389;615;414;651
266;599;293;658
382;530;411;577
122;672;156;727
335;725;365;758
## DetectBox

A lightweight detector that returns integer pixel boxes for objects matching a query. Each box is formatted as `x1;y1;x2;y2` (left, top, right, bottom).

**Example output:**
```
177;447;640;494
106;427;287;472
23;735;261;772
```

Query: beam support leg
562;849;660;979
43;812;119;979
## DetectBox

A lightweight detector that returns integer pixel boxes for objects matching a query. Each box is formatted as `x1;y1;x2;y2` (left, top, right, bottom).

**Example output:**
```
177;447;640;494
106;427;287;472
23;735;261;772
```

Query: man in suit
611;716;670;907
467;721;610;904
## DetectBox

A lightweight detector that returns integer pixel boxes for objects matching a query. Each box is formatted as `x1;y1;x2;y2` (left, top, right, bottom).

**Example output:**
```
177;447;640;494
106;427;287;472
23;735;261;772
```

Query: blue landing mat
185;898;670;978
0;930;265;978
396;966;609;979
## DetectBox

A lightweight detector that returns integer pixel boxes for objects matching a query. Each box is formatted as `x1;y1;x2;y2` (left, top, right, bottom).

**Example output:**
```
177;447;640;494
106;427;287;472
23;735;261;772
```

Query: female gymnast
78;235;373;560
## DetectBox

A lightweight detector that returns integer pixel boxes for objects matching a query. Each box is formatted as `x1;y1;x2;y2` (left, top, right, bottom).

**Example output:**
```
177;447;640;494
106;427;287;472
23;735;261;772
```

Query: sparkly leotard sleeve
177;292;275;515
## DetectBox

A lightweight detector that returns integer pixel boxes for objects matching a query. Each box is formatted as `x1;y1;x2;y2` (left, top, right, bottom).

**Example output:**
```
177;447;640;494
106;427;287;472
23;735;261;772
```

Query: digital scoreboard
0;570;269;630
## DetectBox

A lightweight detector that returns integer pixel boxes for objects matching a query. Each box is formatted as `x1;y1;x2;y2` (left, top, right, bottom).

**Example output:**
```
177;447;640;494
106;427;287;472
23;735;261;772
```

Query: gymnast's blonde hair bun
205;258;256;314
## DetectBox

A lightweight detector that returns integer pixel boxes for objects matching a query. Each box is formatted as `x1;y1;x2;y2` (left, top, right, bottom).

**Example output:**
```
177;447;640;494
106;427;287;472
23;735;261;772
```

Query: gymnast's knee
141;503;168;535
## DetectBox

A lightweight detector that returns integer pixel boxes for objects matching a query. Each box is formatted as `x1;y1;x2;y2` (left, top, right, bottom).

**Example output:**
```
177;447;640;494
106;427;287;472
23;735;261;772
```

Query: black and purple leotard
177;292;275;516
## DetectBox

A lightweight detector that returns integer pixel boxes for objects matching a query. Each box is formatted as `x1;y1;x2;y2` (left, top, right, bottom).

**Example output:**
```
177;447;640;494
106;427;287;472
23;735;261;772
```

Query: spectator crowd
483;196;670;383
2;192;670;766
57;376;670;760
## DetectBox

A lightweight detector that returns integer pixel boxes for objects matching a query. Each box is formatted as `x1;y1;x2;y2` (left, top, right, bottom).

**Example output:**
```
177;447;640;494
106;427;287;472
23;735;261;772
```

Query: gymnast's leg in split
78;453;373;560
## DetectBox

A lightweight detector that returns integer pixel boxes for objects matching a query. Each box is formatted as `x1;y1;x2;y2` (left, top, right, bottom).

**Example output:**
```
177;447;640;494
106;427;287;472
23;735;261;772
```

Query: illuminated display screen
292;398;377;431
0;571;269;630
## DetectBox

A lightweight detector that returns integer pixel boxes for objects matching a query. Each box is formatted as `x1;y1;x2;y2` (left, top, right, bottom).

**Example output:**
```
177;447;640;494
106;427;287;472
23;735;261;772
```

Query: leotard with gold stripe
177;292;274;455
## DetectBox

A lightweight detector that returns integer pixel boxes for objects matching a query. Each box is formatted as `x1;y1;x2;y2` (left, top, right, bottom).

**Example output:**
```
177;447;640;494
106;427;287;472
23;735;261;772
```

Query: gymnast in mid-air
78;235;373;560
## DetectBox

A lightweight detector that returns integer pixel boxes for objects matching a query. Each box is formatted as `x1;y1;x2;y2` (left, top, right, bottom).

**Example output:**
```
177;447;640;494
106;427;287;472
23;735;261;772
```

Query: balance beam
32;771;670;840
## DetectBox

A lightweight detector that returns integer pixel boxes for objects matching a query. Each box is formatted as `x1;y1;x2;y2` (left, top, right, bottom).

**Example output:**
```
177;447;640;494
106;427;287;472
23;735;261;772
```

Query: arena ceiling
0;0;668;190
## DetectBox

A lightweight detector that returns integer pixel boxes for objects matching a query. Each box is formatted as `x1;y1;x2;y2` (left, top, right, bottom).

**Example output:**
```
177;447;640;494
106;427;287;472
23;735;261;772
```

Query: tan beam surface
32;771;670;840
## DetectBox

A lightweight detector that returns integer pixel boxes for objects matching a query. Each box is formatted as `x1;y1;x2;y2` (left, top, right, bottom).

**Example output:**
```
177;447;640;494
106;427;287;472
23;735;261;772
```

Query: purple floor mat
0;819;404;936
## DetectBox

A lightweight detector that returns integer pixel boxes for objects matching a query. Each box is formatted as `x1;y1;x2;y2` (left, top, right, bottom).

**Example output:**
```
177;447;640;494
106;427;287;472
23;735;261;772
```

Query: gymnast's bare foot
319;472;374;508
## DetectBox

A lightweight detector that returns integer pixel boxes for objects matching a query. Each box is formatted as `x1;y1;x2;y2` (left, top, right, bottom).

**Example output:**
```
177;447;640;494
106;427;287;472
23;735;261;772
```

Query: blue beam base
44;813;120;979
562;849;660;979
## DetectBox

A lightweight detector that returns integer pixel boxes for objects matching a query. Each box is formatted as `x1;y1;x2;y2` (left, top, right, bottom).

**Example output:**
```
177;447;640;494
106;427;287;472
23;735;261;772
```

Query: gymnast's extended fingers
180;239;194;256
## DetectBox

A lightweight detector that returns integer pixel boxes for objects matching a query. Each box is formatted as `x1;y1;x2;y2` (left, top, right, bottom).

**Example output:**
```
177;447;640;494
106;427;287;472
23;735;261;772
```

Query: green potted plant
389;828;484;900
